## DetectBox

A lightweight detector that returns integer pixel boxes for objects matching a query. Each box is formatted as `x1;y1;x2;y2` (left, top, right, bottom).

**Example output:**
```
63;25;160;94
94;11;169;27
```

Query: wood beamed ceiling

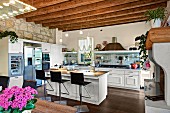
17;0;168;31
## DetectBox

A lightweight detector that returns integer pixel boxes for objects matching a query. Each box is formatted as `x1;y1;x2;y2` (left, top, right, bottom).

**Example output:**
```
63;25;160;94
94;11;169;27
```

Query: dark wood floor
36;87;145;113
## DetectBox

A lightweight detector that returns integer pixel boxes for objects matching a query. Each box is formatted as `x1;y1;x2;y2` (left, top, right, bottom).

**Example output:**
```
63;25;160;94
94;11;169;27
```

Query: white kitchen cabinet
42;43;51;52
8;76;23;88
124;74;139;89
141;70;151;87
50;44;64;67
108;74;124;87
8;39;23;53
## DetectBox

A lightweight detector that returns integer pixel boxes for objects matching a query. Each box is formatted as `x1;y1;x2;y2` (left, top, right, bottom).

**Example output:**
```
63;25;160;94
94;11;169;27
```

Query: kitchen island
46;69;109;105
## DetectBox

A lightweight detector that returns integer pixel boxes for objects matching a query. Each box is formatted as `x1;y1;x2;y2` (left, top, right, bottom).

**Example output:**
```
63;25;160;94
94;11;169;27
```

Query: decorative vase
22;110;32;113
150;19;161;28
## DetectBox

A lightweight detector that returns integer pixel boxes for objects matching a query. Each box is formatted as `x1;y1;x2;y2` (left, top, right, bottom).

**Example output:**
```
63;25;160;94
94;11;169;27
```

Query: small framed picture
62;48;67;52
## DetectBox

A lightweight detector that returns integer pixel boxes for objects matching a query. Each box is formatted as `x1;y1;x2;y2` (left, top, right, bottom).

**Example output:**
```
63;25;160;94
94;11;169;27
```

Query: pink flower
0;86;38;111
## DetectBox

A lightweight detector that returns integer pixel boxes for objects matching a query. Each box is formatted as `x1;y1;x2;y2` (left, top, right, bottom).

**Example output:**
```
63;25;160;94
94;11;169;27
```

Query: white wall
62;21;151;51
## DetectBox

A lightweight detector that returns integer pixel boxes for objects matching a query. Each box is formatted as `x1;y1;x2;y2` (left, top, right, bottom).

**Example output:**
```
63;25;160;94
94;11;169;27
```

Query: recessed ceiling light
59;38;62;42
0;6;3;9
2;14;7;17
13;11;18;14
3;3;9;6
25;6;31;11
9;0;15;4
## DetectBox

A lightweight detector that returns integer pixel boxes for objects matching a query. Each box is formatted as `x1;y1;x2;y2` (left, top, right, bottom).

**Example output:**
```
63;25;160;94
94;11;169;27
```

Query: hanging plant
0;31;18;43
135;32;148;66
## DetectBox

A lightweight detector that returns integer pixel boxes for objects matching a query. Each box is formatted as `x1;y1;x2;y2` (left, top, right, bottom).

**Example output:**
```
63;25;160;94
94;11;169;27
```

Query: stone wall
0;17;55;43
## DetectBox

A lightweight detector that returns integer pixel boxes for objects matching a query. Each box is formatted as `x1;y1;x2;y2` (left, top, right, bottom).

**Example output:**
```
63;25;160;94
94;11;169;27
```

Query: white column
153;43;170;106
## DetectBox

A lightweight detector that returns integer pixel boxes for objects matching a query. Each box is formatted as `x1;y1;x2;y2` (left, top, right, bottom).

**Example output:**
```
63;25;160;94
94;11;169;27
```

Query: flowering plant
0;86;38;113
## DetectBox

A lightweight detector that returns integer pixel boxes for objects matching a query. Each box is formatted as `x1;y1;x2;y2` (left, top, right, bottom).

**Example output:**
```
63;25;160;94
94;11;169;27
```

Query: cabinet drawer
124;75;139;89
108;74;124;87
125;71;139;75
110;70;124;74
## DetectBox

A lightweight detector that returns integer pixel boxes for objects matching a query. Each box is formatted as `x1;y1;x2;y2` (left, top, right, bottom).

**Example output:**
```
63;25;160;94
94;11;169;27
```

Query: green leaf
28;99;37;104
0;107;3;111
25;103;35;110
12;109;21;113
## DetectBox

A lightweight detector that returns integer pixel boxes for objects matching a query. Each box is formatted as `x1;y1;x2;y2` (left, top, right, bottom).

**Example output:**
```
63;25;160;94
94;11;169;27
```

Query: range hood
102;37;125;51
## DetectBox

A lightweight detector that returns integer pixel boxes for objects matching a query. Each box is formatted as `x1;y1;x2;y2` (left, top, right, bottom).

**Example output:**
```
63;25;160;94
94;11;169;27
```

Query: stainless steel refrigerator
24;46;42;86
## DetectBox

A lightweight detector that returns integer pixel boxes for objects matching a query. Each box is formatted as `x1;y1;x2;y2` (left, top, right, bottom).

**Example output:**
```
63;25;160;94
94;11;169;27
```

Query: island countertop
50;68;108;77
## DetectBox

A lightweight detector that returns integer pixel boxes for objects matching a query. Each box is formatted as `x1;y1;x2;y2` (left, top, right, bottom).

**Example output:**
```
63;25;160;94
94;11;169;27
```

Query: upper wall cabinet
42;43;51;52
8;39;23;53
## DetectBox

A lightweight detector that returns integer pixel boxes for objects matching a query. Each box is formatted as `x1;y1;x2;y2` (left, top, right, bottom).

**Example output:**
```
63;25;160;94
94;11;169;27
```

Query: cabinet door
124;74;139;89
9;39;23;53
42;43;51;52
50;44;64;67
108;74;124;87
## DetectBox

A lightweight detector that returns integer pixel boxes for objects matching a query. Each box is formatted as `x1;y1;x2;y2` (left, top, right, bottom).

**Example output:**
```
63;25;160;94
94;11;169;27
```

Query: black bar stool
50;71;69;105
22;80;37;89
36;70;54;101
71;72;91;112
0;76;9;90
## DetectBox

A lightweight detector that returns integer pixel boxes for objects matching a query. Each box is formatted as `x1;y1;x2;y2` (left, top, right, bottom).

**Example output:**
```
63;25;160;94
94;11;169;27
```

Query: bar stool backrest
0;76;9;90
50;71;62;83
36;70;45;80
71;72;84;85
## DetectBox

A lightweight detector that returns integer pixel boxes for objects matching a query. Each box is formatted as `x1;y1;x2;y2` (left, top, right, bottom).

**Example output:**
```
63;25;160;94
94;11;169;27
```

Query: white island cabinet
46;71;109;105
95;68;141;90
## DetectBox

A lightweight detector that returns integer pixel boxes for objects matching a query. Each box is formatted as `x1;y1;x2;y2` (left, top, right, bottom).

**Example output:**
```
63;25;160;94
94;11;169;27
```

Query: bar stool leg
54;83;67;105
74;85;89;113
39;80;51;101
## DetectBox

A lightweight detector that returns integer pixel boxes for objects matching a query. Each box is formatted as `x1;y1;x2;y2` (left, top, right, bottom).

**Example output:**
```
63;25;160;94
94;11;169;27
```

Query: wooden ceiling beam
54;14;146;29
44;12;145;27
16;0;105;19
20;0;69;8
26;0;139;22
35;0;168;24
43;2;166;27
51;17;147;31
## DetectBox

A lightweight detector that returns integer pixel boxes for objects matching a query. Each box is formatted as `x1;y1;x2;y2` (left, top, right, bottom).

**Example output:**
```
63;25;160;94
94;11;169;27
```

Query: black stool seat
70;72;91;112
0;76;9;90
22;80;37;89
50;71;70;105
60;79;70;83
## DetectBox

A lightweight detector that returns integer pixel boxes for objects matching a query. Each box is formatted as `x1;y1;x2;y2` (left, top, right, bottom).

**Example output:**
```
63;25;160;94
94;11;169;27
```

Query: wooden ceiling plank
44;12;145;27
55;14;146;29
16;0;105;19
43;2;166;27
20;0;69;8
26;0;139;22
35;0;168;24
52;17;147;30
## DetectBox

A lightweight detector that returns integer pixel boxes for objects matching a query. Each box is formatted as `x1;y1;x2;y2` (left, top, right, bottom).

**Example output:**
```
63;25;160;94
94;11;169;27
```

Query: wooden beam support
51;17;147;31
16;0;105;19
146;27;170;50
20;0;69;8
35;0;168;24
43;2;166;27
54;15;146;29
26;0;139;22
44;12;145;27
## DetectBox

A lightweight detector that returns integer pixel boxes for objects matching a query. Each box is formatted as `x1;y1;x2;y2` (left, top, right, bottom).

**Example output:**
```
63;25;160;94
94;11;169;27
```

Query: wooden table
32;99;76;113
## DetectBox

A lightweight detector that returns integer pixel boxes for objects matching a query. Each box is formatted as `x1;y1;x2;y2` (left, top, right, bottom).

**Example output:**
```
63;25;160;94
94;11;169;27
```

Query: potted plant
0;86;38;113
0;30;18;43
145;7;167;28
135;32;148;67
